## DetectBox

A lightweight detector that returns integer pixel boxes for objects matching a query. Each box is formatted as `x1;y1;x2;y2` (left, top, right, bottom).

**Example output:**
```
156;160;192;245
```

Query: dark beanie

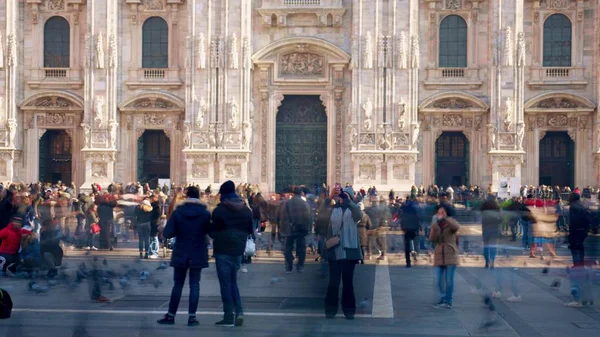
219;180;236;195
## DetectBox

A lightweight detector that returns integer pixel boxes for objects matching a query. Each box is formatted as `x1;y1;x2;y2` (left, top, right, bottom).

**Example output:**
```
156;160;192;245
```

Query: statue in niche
196;97;206;128
516;122;525;151
81;123;91;148
362;98;373;131
249;100;255;121
183;123;191;149
488;124;497;150
398;98;406;130
229;98;239;129
503;96;513;131
411;121;420;148
7;121;16;148
94;96;104;126
109;121;118;148
83;33;91;69
349;126;358;150
243;120;252;150
96;33;104;69
209;124;216;148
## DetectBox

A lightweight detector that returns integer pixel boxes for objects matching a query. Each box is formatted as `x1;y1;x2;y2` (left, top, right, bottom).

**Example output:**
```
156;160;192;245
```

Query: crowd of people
0;179;597;325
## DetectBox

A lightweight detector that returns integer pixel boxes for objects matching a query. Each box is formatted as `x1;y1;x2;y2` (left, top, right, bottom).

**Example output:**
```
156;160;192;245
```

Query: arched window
543;14;572;67
142;17;169;68
44;16;70;68
439;15;467;68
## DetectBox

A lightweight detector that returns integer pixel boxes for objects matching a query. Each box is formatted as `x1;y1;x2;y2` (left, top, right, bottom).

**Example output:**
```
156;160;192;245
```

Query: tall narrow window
543;14;572;67
439;15;467;68
44;16;70;68
142;17;169;68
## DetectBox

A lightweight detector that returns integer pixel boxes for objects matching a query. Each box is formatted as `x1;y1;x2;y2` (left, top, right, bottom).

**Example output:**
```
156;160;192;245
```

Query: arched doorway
435;131;469;188
137;130;170;189
539;131;574;188
39;130;72;184
276;95;327;193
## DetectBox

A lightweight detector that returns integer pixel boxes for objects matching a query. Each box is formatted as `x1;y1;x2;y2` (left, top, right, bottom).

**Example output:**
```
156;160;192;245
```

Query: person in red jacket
0;216;23;272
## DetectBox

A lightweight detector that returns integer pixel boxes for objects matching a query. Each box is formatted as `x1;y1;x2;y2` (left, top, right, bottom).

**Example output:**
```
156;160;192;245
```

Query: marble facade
0;0;599;192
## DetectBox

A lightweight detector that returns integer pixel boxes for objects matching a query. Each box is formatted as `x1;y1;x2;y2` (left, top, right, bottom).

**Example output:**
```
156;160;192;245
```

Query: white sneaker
507;295;522;303
565;301;583;308
149;255;158;259
91;246;98;251
491;291;502;299
241;266;248;273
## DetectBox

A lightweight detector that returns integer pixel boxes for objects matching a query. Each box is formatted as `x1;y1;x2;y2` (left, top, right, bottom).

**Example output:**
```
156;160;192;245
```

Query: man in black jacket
401;197;420;268
279;187;311;273
157;186;210;327
568;193;591;267
209;180;253;328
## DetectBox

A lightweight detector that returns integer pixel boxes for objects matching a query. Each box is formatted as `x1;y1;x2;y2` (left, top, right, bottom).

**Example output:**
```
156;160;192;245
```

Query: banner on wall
498;178;510;199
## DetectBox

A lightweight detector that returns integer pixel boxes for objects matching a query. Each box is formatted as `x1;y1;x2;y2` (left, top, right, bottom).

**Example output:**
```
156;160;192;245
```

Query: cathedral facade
0;0;599;192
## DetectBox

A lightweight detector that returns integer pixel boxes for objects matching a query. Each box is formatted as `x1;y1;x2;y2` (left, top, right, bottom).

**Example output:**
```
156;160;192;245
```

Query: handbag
244;236;256;257
325;236;340;250
91;223;101;234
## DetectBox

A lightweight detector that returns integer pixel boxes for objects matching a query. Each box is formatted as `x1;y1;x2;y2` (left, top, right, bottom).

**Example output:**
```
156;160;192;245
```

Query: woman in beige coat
429;204;461;309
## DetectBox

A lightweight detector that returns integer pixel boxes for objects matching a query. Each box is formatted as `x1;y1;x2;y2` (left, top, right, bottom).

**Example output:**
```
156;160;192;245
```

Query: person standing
85;204;100;251
279;187;311;273
324;186;363;319
135;200;153;259
209;181;253;327
568;192;591;267
400;197;420;268
480;195;502;269
157;186;211;326
430;204;461;309
149;194;161;258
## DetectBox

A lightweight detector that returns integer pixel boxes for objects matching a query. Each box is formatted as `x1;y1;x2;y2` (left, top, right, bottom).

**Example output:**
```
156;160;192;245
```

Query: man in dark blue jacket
568;192;591;267
157;186;210;327
209;180;253;328
400;197;420;268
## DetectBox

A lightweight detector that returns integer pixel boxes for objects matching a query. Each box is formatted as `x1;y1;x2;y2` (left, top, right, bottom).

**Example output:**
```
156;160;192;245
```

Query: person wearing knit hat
209;180;253;327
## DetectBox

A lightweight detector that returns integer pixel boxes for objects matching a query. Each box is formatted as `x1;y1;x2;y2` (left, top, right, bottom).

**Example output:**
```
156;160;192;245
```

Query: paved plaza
1;225;599;337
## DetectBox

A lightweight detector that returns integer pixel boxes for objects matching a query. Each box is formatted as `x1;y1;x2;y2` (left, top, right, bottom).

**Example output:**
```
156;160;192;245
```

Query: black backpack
0;288;13;319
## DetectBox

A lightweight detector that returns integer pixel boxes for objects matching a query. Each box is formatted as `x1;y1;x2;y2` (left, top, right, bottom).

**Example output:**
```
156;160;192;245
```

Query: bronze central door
137;130;170;189
435;131;469;188
276;95;327;193
39;130;72;184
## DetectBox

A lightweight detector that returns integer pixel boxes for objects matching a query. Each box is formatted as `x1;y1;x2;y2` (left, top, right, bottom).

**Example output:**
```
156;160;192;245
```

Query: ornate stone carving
410;35;419;69
544;0;567;9
397;31;408;69
488;124;497;150
516;122;525;151
432;99;473;109
411;121;420;147
32;97;72;108
568;130;576;141
144;113;165;125
351;35;359;69
229;97;239;129
108;34;117;69
348;125;358;150
208;124;217;148
498;166;516;179
96;33;105;69
217;36;225;69
359;133;375;145
569;117;578;127
224;133;241;146
94;96;104;126
45;113;66;126
378;125;392;151
445;0;462;10
46;0;65;11
229;33;239;70
280;52;323;76
499;134;515;146
547;114;568;127
81;123;91;148
579;116;588;130
183;122;191;149
0;159;5;177
198;33;207;69
358;165;376;180
491;155;524;164
536;116;545;128
0;131;5;147
442;115;463;127
92;131;107;145
392;165;409;180
535;98;582;109
362;98;373;131
108;121;117;148
242;120;252;150
504;26;513;67
242;36;251;70
393;133;409;146
397;98;406;130
224;164;242;179
131;99;175;109
192;163;209;179
192;132;208;147
83;33;91;69
7;34;16;67
364;31;373;69
91;162;107;178
504;96;513;131
196;97;206;128
6;120;16;148
377;36;386;68
143;0;164;10
516;32;526;67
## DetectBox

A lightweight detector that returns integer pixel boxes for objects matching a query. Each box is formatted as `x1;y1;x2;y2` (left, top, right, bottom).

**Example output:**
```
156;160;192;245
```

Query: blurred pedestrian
430;204;461;309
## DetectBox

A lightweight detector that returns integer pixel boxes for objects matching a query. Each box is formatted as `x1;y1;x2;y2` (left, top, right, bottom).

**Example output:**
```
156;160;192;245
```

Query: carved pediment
280;52;324;76
419;92;489;112
434;99;473;109
129;98;175;109
534;98;583;109
33;97;73;108
525;93;595;112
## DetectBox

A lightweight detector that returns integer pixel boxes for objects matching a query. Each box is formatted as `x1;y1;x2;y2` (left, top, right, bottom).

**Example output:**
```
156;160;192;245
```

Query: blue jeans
436;265;456;305
214;254;243;320
483;236;498;267
521;221;532;248
168;266;202;316
137;222;151;254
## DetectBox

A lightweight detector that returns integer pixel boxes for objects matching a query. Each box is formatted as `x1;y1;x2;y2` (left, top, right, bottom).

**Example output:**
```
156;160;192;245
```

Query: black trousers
404;230;418;266
324;259;356;317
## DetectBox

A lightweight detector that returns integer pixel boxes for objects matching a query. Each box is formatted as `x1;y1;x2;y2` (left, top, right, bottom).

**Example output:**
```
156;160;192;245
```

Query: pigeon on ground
153;279;163;289
358;298;370;313
550;278;561;288
542;267;549;275
29;281;50;293
47;279;58;287
156;262;169;271
270;277;283;284
103;258;108;266
119;277;131;289
139;271;150;282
